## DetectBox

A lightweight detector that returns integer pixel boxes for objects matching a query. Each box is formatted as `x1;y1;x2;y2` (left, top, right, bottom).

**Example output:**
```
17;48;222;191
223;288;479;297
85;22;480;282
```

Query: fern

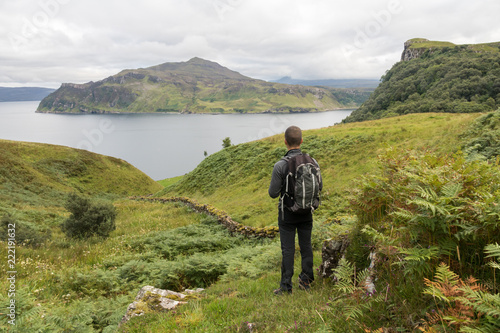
333;258;362;294
415;185;439;201
485;243;500;271
441;182;462;199
423;263;460;303
13;305;44;330
485;243;500;261
333;258;372;294
0;288;54;332
46;300;94;332
396;246;440;279
361;225;395;246
408;197;448;217
329;257;385;324
459;287;500;318
422;262;500;332
390;208;416;223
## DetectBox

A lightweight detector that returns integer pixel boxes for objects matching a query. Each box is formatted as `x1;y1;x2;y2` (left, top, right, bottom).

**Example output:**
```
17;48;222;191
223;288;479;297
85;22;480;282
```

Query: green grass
157;175;183;188
1;110;497;332
408;39;456;48
159;112;482;227
0;200;221;330
0;139;162;225
1;198;340;332
120;256;336;333
407;39;500;53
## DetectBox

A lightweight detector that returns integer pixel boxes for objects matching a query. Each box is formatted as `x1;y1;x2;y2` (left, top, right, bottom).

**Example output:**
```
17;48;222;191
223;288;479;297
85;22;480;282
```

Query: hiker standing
268;125;322;295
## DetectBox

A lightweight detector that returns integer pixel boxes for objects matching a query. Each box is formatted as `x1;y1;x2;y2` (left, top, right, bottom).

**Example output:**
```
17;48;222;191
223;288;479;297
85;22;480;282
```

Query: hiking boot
273;288;292;295
298;278;311;291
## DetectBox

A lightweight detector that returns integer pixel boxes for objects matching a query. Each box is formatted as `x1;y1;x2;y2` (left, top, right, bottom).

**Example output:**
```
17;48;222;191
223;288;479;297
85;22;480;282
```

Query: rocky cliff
400;38;456;61
401;38;500;61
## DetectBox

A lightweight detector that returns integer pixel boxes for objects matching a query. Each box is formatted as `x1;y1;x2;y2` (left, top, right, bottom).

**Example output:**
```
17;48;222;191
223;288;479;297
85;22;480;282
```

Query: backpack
281;153;322;215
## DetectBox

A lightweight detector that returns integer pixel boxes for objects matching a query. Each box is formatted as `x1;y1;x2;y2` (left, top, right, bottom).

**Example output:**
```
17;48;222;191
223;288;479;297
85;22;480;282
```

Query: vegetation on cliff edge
344;40;500;123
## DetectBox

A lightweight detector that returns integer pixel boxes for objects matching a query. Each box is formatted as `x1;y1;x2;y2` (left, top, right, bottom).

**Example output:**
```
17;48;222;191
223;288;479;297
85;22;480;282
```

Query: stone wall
131;196;279;239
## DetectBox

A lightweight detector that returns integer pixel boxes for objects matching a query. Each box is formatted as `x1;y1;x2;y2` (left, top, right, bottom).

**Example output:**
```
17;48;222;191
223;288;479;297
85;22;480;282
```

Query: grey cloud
0;0;499;88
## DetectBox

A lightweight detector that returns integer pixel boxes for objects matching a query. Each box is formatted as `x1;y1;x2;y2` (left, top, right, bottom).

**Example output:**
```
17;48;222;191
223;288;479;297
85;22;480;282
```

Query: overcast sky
1;0;499;88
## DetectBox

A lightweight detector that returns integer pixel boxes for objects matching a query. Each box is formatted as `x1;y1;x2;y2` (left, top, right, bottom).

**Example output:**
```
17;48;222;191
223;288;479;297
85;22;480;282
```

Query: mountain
0;87;55;102
343;38;500;123
36;57;370;114
273;76;380;89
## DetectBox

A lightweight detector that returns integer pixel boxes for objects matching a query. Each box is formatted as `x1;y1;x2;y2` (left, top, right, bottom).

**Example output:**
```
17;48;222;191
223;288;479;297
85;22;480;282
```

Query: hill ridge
0;86;55;102
36;58;370;114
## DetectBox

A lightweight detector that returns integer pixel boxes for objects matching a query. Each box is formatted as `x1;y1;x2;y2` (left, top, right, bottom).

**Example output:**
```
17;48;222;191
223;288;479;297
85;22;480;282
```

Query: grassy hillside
2;110;500;332
159;112;482;227
36;57;370;114
0;139;162;224
150;110;500;332
344;39;500;123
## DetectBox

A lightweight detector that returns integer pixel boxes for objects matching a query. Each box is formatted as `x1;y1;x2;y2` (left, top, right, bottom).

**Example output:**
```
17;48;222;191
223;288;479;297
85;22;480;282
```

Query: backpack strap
280;155;295;215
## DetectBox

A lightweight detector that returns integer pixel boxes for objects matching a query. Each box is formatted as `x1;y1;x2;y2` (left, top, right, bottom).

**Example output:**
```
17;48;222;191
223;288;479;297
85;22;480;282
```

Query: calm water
0;101;353;180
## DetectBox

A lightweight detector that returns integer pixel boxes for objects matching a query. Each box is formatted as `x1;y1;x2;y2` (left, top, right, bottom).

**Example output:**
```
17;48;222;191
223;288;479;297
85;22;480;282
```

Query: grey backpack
282;154;321;214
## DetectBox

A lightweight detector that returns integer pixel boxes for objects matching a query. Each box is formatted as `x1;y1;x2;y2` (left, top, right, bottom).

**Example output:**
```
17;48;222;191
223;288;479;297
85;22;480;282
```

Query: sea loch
0;101;353;180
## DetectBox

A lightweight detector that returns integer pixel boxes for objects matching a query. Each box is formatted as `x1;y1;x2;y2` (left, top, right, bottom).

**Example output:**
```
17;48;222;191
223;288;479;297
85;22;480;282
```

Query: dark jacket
268;149;322;223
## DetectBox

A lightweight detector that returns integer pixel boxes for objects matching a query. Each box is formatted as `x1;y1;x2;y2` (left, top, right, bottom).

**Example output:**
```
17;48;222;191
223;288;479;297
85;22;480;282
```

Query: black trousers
278;213;314;291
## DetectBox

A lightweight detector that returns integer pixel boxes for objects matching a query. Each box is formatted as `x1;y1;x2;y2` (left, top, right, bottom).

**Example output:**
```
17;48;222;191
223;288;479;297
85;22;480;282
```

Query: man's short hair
285;126;302;147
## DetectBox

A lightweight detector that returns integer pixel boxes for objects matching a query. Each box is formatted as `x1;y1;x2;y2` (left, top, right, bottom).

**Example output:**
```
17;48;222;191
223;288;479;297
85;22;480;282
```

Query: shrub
61;193;117;239
222;137;232;148
130;218;242;260
462;108;500;161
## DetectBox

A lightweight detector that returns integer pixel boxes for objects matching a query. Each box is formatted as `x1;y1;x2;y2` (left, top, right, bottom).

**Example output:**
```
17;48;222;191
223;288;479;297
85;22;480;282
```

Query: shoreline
34;107;357;116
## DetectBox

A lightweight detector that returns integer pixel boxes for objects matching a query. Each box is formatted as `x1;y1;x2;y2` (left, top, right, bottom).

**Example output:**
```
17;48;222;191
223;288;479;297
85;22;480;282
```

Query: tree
222;137;232;148
61;193;117;239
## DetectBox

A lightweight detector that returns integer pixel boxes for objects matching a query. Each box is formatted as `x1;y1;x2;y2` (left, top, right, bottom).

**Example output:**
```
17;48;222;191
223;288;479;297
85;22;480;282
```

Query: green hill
344;38;500;123
158;112;483;227
0;139;162;224
36;57;370;114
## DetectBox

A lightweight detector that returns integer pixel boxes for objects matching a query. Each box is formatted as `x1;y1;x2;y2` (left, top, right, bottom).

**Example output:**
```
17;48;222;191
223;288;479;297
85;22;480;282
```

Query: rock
401;38;430;61
318;237;350;278
120;285;204;326
364;251;377;295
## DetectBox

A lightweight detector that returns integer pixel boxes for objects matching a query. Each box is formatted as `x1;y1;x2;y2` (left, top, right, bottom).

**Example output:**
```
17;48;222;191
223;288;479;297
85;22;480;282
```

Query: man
268;125;322;295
